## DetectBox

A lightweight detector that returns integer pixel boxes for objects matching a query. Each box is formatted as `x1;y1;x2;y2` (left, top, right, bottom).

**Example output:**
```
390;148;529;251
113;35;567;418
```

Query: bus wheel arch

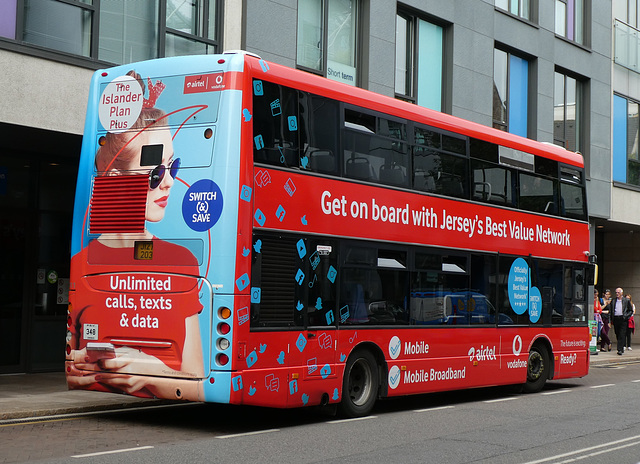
338;343;385;417
523;338;552;393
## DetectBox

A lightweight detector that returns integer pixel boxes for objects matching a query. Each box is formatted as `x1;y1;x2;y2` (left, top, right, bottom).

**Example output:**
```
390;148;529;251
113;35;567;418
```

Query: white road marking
72;446;153;458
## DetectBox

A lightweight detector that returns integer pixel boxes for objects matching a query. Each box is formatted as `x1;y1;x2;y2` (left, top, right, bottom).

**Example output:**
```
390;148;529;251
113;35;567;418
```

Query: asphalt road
3;360;640;464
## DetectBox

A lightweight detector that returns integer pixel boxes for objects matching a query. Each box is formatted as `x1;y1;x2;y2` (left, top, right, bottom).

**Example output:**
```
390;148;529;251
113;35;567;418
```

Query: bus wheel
523;345;549;393
339;349;379;417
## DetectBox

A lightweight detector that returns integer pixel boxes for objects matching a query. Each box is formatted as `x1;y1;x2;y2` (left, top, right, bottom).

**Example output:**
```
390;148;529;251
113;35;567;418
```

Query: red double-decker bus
66;52;592;417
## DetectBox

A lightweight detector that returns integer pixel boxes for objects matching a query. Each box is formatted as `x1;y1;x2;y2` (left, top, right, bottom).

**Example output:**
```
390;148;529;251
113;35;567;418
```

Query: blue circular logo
529;286;542;323
182;179;223;231
508;258;529;315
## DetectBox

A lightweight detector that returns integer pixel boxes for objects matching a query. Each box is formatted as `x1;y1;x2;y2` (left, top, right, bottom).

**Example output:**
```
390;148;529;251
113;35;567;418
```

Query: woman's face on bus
123;127;176;223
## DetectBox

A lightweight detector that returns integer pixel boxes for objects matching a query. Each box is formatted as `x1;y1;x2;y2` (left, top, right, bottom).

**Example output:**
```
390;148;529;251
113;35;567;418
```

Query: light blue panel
508;55;528;137
613;95;628;183
416;20;442;111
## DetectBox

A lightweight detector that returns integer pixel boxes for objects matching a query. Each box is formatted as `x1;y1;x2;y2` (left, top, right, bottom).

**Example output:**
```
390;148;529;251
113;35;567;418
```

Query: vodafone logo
512;335;523;356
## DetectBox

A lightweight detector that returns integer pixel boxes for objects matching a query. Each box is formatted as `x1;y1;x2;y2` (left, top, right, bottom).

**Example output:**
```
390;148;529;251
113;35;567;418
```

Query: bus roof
244;55;584;169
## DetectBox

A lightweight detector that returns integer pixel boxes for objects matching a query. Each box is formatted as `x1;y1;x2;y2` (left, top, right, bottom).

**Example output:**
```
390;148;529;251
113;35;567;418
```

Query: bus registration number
83;324;98;341
135;241;154;260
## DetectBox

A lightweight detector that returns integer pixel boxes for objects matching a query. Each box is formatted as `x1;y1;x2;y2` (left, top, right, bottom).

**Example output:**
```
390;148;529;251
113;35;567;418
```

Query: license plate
83;323;98;340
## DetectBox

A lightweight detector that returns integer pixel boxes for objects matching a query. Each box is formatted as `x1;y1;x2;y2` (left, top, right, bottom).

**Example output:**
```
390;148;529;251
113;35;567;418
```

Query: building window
164;0;217;57
613;94;640;186
495;0;532;20
1;0;220;65
553;71;581;153
493;48;529;137
555;0;586;45
297;0;359;86
614;1;640;71
394;12;444;111
99;0;159;64
23;0;92;57
614;0;640;28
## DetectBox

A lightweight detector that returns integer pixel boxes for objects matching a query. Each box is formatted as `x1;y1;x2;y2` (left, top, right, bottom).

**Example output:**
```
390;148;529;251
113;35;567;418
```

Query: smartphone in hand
86;342;116;363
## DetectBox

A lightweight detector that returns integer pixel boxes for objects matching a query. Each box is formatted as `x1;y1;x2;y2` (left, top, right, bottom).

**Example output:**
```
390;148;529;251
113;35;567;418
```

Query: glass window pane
629;101;639;161
613;0;627;23
416;19;443;111
0;0;17;39
560;182;586;219
327;0;357;67
495;0;509;10
574;0;584;44
253;81;300;167
99;0;158;65
555;0;566;37
297;0;323;71
326;0;357;85
520;0;530;20
554;72;565;147
493;49;508;131
627;101;640;185
472;160;514;206
300;92;339;175
23;0;91;56
166;0;200;35
395;14;409;95
519;173;557;214
565;75;577;151
165;33;214;57
207;0;216;40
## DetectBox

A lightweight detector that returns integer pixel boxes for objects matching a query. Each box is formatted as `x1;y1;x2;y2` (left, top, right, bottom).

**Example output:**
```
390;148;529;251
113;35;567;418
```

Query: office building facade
0;0;621;373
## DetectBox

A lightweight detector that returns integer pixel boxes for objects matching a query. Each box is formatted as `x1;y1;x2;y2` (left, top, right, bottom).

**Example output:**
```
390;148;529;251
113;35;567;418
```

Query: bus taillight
216;353;229;366
217;322;230;335
218;306;231;319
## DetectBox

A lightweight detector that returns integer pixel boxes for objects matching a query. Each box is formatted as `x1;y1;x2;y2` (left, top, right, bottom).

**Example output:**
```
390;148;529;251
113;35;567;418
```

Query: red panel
253;168;589;262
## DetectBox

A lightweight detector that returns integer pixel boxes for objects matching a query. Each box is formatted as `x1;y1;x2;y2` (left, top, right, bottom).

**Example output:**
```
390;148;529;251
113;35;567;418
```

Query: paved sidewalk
0;372;166;421
1;343;638;421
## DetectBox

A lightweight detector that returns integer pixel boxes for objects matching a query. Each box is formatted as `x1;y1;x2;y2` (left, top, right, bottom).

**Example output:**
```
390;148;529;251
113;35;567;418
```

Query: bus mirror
587;264;598;286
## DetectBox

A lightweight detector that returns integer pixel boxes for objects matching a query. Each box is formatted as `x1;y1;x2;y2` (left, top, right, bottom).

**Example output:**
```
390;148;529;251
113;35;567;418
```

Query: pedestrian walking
603;288;634;355
625;293;636;350
599;289;612;351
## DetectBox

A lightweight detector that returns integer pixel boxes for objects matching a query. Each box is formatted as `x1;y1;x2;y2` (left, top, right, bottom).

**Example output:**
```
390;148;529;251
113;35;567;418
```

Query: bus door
300;239;338;384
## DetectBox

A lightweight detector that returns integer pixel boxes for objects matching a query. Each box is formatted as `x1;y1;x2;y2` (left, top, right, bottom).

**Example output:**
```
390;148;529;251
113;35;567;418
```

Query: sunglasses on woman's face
149;158;180;189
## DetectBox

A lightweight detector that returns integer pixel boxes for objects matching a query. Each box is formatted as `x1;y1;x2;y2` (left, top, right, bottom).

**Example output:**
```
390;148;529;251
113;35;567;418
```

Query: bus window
518;172;558;215
563;265;587;323
344;109;409;186
306;238;338;327
560;166;586;220
410;251;470;325
471;159;515;206
470;254;501;325
299;93;339;175
253;80;299;168
497;256;529;325
529;259;563;324
339;245;408;325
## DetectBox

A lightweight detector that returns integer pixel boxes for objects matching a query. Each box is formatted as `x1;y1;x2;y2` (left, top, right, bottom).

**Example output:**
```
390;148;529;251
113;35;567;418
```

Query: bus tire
338;349;379;417
523;345;549;393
